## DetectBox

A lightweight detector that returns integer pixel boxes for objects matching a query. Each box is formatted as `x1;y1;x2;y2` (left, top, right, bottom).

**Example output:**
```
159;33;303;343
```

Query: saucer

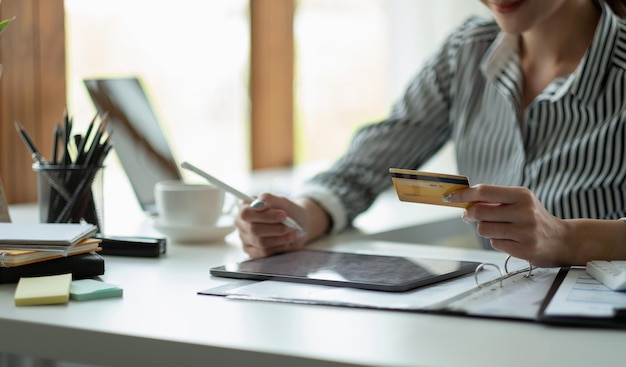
152;218;236;243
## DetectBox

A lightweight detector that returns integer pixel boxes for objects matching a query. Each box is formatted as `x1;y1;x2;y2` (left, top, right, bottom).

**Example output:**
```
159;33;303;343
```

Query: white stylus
181;161;305;233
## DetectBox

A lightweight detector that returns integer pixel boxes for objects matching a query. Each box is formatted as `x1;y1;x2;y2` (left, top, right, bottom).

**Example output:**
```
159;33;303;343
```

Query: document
541;267;626;326
433;266;558;319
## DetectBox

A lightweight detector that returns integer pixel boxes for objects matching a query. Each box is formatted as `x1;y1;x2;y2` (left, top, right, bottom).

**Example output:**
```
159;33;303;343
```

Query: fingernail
461;210;470;223
442;193;453;203
250;199;264;209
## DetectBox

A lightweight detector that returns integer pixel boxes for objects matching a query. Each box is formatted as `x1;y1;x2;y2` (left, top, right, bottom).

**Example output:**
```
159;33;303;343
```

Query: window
65;0;250;180
294;0;489;172
65;0;489;205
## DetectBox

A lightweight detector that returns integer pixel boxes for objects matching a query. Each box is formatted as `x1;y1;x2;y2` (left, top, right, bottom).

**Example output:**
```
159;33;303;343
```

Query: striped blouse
296;1;626;236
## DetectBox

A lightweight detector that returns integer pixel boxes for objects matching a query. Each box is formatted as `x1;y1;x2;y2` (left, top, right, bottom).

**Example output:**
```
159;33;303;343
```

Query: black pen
52;123;61;165
84;116;109;167
62;111;72;165
14;120;46;164
75;113;98;165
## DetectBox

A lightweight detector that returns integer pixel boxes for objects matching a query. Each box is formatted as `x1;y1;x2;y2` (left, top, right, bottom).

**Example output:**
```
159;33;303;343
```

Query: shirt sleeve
292;20;476;233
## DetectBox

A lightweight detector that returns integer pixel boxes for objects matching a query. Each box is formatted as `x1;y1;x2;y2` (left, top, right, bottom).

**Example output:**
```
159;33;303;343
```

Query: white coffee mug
154;180;226;227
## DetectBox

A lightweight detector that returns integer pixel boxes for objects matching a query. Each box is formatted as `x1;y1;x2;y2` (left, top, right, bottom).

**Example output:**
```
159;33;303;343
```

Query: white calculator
586;261;626;291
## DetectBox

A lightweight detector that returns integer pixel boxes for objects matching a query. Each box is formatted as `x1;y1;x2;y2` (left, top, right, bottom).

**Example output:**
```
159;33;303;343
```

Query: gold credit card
389;168;470;208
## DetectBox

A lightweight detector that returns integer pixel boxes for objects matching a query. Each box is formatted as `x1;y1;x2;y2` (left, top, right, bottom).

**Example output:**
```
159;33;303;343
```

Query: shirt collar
480;32;521;105
480;31;518;84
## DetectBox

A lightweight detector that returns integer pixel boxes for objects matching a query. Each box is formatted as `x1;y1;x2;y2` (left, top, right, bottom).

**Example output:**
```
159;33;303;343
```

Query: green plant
0;16;14;36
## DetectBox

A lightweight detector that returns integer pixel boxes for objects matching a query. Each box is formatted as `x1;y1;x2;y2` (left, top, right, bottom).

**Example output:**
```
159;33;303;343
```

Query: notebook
0;238;102;267
0;252;105;284
83;76;182;215
0;223;98;252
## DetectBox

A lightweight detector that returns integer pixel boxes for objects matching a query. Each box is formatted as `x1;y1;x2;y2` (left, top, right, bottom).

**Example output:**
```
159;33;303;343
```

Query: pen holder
33;164;105;233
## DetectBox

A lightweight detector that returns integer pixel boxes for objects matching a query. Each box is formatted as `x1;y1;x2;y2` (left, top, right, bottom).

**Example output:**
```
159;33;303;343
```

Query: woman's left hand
446;184;570;267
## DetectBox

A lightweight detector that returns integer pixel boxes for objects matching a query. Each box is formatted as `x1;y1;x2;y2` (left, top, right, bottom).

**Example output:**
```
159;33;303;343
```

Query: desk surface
1;234;625;367
2;194;626;367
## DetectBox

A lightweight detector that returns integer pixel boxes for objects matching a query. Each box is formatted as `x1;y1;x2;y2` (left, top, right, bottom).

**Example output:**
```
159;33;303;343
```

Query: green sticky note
15;273;72;306
70;279;123;301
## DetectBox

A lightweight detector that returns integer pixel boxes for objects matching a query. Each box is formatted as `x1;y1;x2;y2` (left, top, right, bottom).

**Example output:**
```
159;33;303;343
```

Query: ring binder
474;255;535;288
474;262;504;287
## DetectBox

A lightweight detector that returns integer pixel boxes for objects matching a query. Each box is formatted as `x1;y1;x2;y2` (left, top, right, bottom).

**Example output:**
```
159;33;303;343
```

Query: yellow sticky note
14;273;72;306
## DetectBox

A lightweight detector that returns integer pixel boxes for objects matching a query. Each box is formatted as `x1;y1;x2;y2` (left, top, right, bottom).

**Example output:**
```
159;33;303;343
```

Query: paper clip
474;255;535;288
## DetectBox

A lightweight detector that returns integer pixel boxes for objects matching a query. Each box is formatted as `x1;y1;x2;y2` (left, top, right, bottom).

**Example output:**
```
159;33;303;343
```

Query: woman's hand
446;184;571;267
236;193;308;258
236;193;331;258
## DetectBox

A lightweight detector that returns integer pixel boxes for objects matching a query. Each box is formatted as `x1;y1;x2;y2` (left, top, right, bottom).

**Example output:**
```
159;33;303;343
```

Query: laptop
83;76;181;215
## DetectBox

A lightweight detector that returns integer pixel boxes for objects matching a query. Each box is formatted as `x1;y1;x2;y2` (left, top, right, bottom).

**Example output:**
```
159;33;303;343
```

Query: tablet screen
210;250;481;292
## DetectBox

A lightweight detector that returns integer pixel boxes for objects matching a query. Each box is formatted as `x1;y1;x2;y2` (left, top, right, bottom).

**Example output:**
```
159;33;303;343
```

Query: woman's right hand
236;193;308;258
236;193;332;258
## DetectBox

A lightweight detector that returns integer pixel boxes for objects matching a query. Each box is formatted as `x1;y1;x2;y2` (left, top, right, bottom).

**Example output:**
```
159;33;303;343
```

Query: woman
236;0;626;267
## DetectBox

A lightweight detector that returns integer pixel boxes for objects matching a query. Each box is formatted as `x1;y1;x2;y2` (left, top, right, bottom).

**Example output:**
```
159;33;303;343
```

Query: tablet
210;250;481;292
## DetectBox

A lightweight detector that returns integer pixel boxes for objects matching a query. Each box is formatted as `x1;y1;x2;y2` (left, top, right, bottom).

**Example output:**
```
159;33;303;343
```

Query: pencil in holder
33;163;105;232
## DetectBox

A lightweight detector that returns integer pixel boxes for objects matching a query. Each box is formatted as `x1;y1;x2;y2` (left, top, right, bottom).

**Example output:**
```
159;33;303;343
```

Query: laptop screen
83;77;181;214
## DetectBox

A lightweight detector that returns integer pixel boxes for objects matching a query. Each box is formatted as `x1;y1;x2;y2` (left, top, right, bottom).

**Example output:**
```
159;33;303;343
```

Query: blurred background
1;0;488;209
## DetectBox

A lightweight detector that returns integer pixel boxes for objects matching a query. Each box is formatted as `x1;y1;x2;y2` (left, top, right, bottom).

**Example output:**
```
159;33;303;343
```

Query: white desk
2;198;625;367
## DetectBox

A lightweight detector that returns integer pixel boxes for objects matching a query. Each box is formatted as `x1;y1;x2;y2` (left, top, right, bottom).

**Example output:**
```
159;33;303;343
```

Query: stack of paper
0;238;102;267
0;223;98;253
0;223;103;284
